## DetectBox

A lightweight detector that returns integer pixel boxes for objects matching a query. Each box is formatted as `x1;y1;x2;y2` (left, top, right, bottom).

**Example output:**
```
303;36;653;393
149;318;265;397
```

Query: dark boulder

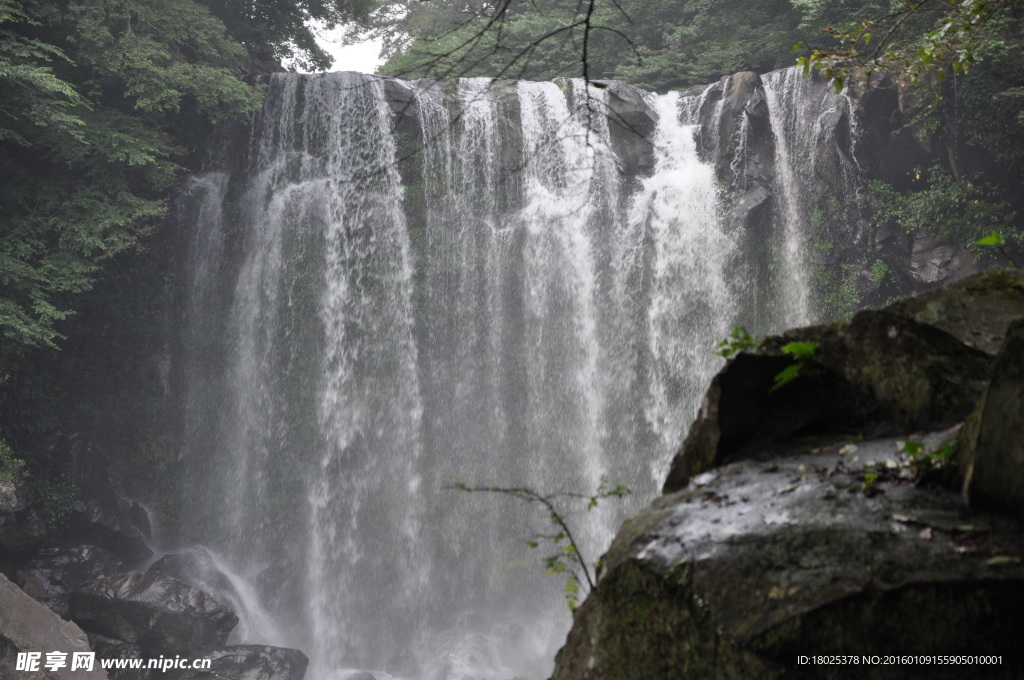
663;270;1023;493
16;544;125;617
555;429;1024;680
593;79;658;176
69;571;238;655
88;634;148;680
148;548;242;612
889;268;1024;355
958;318;1024;518
65;443;152;564
0;480;46;550
555;270;1024;680
0;572;107;679
168;645;308;680
664;311;992;493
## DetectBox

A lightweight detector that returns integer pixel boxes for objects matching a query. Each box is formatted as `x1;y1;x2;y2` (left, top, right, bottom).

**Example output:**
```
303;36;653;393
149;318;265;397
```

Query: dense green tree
0;0;258;363
372;0;893;89
0;0;378;476
201;0;376;71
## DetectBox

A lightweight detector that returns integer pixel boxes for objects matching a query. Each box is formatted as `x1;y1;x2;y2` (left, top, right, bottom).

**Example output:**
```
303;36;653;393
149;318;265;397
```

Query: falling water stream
167;68;862;680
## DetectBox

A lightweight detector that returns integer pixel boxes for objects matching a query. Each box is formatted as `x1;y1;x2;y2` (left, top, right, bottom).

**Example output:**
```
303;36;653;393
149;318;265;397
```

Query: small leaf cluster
899;439;956;472
715;326;761;359
860;439;956;493
772;341;821;392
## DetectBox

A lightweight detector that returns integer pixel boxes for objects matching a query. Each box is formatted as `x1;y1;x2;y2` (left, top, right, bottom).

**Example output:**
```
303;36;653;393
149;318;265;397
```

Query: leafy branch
977;230;1018;267
448;475;630;610
795;0;1021;93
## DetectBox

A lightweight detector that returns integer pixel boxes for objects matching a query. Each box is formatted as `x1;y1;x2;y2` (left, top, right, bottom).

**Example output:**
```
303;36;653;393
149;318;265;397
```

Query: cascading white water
629;92;737;483
172;72;743;680
762;67;863;326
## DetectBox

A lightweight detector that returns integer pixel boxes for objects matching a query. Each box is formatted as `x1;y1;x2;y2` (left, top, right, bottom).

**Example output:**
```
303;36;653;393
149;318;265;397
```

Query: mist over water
167;69;856;679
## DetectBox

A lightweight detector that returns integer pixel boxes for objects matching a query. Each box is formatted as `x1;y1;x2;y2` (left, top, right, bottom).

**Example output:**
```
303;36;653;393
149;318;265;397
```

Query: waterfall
167;70;787;680
762;68;864;326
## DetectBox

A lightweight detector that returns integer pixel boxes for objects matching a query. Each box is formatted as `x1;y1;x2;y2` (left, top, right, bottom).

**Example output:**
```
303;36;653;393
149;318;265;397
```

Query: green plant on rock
810;207;825;231
870;167;1019;252
812;237;834;254
0;438;26;485
451;475;631;611
870;258;890;284
771;341;822;392
814;263;860;321
899;440;956;472
715;326;761;358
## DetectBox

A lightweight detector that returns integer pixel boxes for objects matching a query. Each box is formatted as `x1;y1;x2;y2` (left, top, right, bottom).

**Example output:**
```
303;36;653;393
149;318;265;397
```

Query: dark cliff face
678;68;985;326
551;270;1024;680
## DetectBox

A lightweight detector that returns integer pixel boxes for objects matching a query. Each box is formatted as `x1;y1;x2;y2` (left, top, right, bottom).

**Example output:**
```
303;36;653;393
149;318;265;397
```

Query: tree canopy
0;0;382;365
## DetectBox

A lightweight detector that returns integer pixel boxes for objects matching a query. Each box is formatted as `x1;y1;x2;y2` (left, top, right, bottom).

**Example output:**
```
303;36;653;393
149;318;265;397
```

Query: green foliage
795;0;1020;93
870;258;890;284
374;0;881;89
771;340;821;391
0;0;264;362
65;0;261;121
0;0;85;147
204;0;376;72
899;439;955;472
976;231;1019;267
977;230;1005;247
871;167;1018;252
810;207;825;231
451;475;631;611
812;263;860;320
715;326;761;358
0;437;26;485
30;469;74;529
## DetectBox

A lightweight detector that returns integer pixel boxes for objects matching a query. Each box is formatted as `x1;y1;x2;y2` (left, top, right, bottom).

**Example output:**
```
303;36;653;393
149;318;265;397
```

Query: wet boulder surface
167;645;308;680
69;571;238;656
148;548;243;615
0;572;108;679
88;634;147;680
15;544;125;618
553;269;1024;680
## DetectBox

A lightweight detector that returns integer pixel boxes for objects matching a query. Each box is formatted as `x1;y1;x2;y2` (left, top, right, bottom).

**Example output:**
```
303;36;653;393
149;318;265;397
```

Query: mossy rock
958;318;1024;519
556;433;1024;680
664;271;1020;493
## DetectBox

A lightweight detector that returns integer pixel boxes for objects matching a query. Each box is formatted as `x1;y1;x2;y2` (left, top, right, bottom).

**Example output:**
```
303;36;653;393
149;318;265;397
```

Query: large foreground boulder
663;269;1023;494
0;572;107;679
958;318;1024;518
554;269;1024;680
69;571;238;655
554;431;1024;679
